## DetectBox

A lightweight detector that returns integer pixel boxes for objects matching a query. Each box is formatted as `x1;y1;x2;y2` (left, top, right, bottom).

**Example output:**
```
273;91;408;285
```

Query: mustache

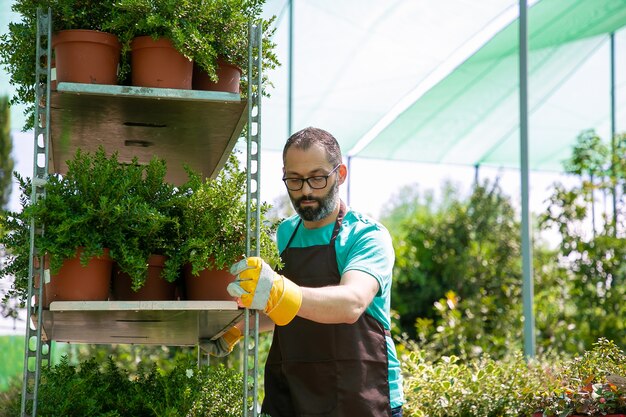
295;195;321;205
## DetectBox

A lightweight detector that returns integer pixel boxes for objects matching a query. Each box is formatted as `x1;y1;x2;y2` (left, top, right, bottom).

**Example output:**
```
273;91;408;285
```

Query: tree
0;95;16;324
540;129;626;350
0;96;14;209
382;179;576;359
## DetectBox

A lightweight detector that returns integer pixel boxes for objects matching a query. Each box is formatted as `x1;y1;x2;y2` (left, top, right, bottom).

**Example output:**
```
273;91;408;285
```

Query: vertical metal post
346;156;352;206
288;0;294;136
244;21;263;417
519;0;535;358
21;8;52;417
610;33;617;230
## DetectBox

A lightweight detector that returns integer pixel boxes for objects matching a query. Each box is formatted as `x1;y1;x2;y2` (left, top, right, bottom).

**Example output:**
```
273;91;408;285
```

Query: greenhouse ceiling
261;0;626;171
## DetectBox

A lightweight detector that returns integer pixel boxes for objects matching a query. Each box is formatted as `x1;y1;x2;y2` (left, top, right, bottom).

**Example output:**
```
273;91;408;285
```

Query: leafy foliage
539;130;626;349
174;154;281;275
0;0;118;130
0;356;246;417
0;96;14;208
0;148;182;300
535;339;626;417
401;347;558;417
0;174;35;305
105;0;279;92
383;180;524;357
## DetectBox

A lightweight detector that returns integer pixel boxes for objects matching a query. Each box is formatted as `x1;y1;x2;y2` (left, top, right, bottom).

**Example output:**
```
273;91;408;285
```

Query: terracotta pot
131;36;192;89
112;255;177;301
52;30;120;85
45;248;113;303
183;262;236;301
192;59;242;93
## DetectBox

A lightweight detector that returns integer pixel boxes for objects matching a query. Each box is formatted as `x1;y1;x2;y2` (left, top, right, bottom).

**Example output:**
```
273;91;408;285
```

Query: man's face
283;144;341;223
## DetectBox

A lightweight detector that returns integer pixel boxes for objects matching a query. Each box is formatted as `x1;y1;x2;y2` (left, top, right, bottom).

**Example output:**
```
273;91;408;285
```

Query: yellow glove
227;257;302;326
199;326;242;357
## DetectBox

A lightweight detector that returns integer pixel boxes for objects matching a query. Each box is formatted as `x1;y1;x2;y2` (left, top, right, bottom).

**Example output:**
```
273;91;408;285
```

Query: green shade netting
356;0;626;171
260;0;523;154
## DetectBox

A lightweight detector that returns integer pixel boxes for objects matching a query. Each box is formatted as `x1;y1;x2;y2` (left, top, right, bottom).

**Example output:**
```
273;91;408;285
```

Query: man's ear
337;164;348;186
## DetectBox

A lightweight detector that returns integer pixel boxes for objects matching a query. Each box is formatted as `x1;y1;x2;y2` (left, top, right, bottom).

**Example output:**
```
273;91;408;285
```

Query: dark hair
283;127;343;166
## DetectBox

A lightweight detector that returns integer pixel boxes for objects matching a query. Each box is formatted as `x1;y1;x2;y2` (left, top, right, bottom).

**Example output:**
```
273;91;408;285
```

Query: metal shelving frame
20;8;52;417
20;9;263;417
243;22;263;417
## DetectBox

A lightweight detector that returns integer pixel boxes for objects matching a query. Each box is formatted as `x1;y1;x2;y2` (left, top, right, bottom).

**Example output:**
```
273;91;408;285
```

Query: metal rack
20;9;264;417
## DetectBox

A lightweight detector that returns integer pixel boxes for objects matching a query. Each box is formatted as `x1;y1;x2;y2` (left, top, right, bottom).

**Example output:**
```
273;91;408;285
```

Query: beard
290;181;339;222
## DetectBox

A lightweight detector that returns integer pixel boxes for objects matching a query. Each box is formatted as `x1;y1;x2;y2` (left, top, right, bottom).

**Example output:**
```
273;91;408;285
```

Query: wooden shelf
49;83;248;185
41;300;243;345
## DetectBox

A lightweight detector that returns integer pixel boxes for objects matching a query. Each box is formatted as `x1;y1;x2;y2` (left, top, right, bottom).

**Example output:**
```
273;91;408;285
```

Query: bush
0;356;247;417
401;348;556;417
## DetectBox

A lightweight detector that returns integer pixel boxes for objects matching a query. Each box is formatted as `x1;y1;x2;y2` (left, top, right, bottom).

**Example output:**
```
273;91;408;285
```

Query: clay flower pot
131;36;193;89
45;248;113;304
52;30;121;85
192;59;242;93
183;262;236;301
112;255;177;301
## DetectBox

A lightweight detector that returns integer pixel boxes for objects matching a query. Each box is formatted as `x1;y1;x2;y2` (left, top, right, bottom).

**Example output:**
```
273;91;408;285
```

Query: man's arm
298;270;379;324
228;258;381;326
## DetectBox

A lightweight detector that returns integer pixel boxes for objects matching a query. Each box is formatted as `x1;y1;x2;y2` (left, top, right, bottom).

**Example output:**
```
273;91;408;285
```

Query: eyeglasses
282;164;340;191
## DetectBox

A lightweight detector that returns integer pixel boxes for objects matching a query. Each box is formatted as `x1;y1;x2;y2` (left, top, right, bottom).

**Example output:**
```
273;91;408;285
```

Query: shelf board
49;83;248;185
42;300;243;345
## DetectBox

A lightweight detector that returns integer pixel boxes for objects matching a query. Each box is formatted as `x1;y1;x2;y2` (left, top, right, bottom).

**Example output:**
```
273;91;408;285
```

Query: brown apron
262;202;391;417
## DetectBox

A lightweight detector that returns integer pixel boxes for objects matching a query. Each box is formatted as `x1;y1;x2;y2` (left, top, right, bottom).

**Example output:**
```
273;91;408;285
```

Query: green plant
400;347;557;417
0;174;32;306
0;0;119;130
539;130;626;350
0;356;247;416
173;153;281;276
535;339;626;417
0;147;182;301
105;0;279;93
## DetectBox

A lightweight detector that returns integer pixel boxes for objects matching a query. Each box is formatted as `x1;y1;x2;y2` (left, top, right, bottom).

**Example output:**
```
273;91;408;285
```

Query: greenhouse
1;0;626;416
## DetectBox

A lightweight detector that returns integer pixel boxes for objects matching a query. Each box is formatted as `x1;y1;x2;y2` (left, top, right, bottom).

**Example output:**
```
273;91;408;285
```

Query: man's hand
227;257;302;326
199;326;242;357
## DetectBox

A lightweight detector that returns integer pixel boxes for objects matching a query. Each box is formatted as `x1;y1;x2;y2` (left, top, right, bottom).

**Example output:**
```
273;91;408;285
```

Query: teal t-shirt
276;207;404;409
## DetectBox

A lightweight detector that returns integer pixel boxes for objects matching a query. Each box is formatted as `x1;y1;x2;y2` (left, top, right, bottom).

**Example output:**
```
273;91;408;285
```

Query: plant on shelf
102;153;182;291
0;147;182;303
173;153;281;278
0;0;119;131
105;0;279;93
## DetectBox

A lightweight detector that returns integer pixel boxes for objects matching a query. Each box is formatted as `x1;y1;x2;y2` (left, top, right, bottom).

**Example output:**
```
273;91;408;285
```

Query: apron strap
330;200;347;243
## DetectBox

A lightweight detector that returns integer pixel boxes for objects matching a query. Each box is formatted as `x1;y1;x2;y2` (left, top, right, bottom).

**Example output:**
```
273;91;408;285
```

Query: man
225;127;404;416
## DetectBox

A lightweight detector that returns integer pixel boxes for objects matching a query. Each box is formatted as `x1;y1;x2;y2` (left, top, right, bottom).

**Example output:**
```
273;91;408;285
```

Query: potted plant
0;147;184;305
110;155;183;300
173;153;281;301
0;0;123;131
105;0;201;89
189;0;280;94
105;0;279;93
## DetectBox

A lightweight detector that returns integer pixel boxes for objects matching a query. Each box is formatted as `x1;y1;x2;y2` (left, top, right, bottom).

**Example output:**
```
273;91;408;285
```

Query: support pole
474;164;480;186
346;156;352;206
288;0;294;136
610;33;617;230
519;0;535;358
